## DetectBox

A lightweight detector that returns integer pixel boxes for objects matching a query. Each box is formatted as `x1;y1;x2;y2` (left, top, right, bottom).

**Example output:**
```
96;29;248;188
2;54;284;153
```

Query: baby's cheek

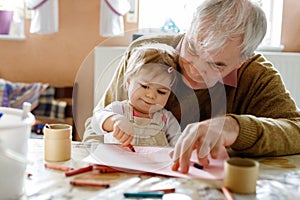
161;95;170;106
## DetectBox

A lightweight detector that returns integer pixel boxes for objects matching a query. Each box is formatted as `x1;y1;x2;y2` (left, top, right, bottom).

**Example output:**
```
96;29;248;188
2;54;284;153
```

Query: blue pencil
123;191;164;199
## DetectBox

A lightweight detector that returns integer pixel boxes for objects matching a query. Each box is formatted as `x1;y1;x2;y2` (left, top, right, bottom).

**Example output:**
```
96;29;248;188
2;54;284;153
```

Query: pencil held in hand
127;144;135;152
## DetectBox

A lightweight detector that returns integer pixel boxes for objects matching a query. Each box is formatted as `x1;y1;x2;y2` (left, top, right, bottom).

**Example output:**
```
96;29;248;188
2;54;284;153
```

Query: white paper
83;144;229;179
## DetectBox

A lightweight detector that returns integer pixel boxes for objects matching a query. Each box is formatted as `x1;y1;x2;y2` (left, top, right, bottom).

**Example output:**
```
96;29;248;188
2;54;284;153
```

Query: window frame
0;0;26;40
138;0;283;51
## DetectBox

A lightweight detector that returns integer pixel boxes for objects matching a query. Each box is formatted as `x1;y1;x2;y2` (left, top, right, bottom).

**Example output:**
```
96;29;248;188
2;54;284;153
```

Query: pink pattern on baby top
123;105;167;124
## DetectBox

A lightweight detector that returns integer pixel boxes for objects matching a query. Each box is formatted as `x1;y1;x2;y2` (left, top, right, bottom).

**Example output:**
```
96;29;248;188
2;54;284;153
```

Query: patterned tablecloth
24;139;300;200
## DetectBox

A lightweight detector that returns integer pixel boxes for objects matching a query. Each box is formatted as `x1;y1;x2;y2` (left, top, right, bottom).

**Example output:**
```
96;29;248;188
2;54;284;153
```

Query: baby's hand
111;114;134;146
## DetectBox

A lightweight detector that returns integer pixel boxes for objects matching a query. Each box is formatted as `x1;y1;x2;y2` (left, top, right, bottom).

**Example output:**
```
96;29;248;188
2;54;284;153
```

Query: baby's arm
102;115;115;132
91;102;117;135
110;114;134;146
91;101;133;145
101;114;134;146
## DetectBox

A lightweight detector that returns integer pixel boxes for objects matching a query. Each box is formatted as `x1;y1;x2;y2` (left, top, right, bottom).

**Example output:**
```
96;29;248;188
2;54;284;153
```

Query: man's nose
188;62;205;76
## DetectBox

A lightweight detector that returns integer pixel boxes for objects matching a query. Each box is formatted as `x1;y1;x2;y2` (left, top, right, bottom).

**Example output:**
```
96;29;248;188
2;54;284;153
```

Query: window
254;0;283;51
0;0;25;40
138;0;201;33
138;0;283;51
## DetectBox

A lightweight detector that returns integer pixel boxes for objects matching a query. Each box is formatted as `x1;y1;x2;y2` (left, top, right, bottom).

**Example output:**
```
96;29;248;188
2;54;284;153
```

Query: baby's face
127;67;172;116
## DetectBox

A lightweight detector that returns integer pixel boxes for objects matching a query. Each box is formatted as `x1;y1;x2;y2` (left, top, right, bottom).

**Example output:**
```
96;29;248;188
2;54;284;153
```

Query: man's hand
171;116;239;173
111;114;134;146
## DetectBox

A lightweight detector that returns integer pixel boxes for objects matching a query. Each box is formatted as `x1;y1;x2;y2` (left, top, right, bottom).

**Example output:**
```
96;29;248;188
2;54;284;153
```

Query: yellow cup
224;158;259;194
43;124;72;162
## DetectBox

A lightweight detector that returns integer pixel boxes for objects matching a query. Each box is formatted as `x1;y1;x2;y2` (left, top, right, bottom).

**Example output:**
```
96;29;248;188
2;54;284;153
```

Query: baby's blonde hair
124;43;178;89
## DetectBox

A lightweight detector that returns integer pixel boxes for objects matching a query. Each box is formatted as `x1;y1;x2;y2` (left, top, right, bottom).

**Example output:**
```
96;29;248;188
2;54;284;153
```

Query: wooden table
24;139;300;200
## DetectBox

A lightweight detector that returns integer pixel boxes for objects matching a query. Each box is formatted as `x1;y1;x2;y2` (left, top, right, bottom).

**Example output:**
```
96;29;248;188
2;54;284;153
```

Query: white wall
94;46;127;106
260;52;300;107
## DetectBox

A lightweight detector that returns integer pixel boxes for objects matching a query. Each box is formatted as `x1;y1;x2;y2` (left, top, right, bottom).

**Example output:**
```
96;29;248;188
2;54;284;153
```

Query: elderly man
84;0;300;174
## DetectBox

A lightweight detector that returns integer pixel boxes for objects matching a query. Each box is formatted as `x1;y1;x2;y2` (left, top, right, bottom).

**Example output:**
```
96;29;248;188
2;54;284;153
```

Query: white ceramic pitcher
0;103;35;199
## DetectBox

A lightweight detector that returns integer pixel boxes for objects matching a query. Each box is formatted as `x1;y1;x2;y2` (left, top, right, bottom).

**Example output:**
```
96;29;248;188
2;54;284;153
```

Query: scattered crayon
44;163;74;172
65;165;93;177
124;191;164;199
70;180;110;188
221;186;235;200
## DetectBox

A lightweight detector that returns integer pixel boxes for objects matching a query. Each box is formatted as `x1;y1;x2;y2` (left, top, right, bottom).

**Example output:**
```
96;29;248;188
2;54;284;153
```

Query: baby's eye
157;90;167;95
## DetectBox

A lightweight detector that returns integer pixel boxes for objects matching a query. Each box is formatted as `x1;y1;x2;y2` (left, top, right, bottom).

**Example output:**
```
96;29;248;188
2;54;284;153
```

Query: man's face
177;33;243;89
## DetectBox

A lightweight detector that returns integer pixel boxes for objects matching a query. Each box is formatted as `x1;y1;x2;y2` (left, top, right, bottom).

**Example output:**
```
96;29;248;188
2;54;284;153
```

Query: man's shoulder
239;53;278;74
237;53;281;87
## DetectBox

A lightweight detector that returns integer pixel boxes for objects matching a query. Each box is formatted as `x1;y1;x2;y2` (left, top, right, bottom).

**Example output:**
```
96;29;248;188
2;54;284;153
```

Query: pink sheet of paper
83;144;229;180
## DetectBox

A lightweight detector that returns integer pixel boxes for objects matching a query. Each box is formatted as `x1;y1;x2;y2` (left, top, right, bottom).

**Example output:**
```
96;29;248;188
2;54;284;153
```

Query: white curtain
100;0;131;37
26;0;59;35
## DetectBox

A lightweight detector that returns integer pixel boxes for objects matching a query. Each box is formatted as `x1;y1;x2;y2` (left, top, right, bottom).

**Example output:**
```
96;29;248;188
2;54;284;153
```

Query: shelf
0;35;26;40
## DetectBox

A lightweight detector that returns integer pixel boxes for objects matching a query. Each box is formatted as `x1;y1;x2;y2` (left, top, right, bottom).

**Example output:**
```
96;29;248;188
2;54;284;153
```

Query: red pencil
92;164;151;174
92;165;120;173
65;165;93;177
70;180;110;188
44;163;74;172
221;187;235;200
127;144;136;152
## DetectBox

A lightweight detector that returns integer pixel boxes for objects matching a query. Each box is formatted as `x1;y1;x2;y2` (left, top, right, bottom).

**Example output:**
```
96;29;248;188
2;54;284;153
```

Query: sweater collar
220;59;246;87
220;69;238;87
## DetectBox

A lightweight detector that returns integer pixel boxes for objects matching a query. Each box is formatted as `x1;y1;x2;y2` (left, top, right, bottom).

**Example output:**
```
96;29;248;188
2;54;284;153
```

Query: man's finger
171;160;180;171
178;134;195;174
169;150;174;158
197;156;210;167
172;124;200;173
179;144;193;174
171;133;184;172
197;140;211;159
210;139;223;159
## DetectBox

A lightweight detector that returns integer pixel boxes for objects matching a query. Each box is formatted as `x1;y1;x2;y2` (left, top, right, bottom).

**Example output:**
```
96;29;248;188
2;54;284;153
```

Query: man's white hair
189;0;267;60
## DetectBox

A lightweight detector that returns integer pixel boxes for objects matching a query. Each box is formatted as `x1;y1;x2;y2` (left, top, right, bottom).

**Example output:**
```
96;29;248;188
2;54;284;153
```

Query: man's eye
208;62;222;71
186;40;198;56
139;83;148;89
